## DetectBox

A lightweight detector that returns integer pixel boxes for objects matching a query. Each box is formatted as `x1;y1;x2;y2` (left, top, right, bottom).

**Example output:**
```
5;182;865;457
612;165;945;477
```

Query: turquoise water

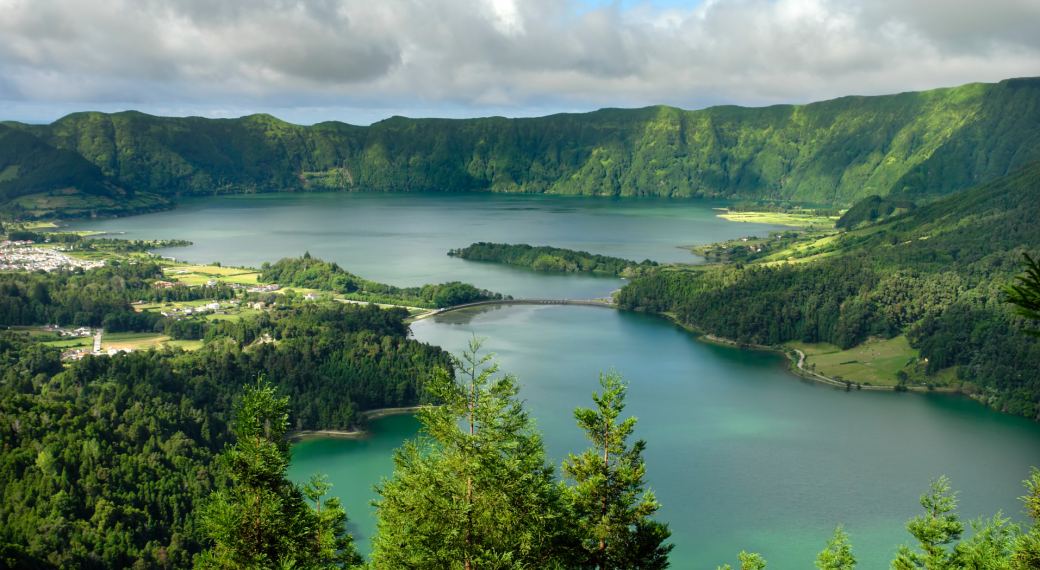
67;193;1040;569
295;305;1040;569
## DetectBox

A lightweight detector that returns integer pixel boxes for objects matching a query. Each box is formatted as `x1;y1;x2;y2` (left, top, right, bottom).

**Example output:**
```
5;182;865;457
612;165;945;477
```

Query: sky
1;0;1038;125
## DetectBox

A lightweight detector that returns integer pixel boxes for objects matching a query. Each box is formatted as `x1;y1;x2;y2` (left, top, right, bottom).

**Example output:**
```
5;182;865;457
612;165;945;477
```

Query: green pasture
787;336;919;386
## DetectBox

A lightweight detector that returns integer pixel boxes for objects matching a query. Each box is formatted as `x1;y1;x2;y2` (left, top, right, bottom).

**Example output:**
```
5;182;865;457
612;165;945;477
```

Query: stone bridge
435;298;615;314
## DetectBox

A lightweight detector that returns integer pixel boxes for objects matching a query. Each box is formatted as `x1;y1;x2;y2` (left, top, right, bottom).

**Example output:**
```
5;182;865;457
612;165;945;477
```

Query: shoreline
284;406;428;442
285;428;366;442
655;311;956;394
363;405;428;420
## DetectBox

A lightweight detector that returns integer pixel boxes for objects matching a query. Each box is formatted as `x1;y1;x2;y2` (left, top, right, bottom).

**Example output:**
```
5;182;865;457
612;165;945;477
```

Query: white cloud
0;0;1037;122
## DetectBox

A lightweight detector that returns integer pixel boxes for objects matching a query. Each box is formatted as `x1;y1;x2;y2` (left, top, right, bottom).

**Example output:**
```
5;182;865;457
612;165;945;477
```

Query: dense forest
0;124;128;203
2;78;1040;210
0;123;169;220
0;262;234;333
449;242;657;276
259;253;506;308
619;160;1040;418
835;195;916;230
0;299;453;569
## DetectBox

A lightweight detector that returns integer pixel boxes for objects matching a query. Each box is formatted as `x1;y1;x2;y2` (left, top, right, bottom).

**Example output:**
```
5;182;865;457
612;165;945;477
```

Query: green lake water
66;192;1040;569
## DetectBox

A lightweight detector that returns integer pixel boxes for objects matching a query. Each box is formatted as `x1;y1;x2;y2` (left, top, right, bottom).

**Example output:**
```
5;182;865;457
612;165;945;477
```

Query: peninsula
449;242;657;277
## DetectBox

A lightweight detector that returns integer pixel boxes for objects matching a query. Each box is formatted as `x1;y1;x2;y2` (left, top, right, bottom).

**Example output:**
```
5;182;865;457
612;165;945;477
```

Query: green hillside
0;123;168;219
4;77;1039;206
618;160;1040;418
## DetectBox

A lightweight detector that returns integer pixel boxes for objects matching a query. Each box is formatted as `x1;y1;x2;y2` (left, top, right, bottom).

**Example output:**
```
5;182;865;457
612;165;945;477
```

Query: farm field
101;332;170;351
41;336;93;349
716;211;838;228
162;265;260;286
786;335;919;386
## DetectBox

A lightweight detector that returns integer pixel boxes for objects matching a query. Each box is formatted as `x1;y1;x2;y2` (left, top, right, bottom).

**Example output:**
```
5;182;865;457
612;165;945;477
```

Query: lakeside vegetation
449;242;658;276
725;201;842;217
620;160;1040;417
3;78;1040;222
0;298;450;568
259;253;508;308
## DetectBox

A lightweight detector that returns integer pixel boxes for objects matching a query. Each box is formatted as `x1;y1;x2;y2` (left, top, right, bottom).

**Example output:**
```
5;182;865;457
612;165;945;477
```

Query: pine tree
562;369;673;570
303;474;365;569
959;513;1017;570
196;379;361;570
369;337;569;569
1016;468;1040;570
718;551;767;570
892;476;964;570
1004;253;1040;337
815;526;856;570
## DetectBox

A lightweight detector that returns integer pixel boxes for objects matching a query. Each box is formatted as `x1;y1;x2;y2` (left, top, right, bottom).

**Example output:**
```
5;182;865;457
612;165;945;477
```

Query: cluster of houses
160;299;241;318
0;242;107;272
248;284;281;293
44;325;93;337
62;347;134;361
152;280;186;289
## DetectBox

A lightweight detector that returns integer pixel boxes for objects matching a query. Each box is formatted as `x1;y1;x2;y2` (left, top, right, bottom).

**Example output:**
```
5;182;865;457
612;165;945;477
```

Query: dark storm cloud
0;0;1037;117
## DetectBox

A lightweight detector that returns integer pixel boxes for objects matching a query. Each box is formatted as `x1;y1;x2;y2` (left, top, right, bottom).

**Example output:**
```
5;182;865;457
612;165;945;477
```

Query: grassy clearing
101;333;169;351
165;265;259;277
716;211;839;228
786;336;919;386
204;309;263;323
163;340;204;351
42;337;93;350
162;266;260;287
218;272;261;284
685;224;839;265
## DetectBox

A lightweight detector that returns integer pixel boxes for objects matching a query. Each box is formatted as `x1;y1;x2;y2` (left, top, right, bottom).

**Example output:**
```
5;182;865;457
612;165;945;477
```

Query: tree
1004;253;1040;337
369;337;569;570
196;378;361;570
562;369;673;570
718;551;767;570
815;526;856;570
892;476;964;570
302;474;364;569
959;513;1017;570
1016;468;1040;570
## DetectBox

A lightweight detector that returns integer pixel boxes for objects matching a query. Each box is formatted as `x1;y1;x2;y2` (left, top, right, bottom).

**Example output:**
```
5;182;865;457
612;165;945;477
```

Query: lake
66;192;1040;569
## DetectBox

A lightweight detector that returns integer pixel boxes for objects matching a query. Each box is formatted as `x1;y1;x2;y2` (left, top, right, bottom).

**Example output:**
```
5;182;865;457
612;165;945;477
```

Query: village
0;236;419;364
0;240;108;271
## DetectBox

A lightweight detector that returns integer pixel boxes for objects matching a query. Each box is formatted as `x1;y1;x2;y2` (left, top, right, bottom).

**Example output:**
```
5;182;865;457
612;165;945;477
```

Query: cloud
0;0;1038;121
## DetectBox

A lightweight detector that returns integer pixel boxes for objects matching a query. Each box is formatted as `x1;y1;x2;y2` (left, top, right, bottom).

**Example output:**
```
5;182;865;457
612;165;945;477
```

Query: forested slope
0;300;448;569
619;161;1040;418
4;77;1039;206
258;253;506;307
0;124;171;219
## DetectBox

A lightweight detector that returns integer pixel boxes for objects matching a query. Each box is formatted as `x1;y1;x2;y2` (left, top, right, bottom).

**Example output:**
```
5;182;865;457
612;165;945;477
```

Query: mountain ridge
2;76;1039;210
